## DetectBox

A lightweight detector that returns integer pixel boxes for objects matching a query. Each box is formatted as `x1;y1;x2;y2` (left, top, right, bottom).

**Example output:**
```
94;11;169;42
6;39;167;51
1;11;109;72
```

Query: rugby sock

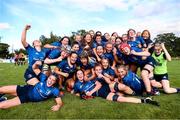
176;88;180;93
141;98;145;103
0;94;5;98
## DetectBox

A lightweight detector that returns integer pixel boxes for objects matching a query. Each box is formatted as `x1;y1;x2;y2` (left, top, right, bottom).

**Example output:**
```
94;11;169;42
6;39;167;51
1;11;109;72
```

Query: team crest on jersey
28;74;32;78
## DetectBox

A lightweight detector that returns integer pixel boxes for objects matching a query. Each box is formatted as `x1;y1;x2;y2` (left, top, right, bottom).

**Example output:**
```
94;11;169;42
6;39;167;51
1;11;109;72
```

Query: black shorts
93;84;111;99
16;85;33;103
154;73;169;82
24;69;37;82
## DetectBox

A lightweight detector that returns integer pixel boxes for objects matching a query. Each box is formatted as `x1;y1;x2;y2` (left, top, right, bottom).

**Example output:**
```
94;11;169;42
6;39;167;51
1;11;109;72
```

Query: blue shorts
154;73;169;82
24;69;37;82
132;83;145;95
16;85;33;103
93;84;110;99
139;56;156;69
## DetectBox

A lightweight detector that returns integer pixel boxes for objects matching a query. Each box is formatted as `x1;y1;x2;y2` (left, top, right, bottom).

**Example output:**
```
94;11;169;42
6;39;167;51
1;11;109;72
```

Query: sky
0;0;180;51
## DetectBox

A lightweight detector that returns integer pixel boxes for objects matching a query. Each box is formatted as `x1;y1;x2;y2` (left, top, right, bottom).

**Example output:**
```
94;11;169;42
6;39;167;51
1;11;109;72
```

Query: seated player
72;69;159;106
151;42;180;94
116;65;146;95
79;55;96;81
54;52;78;91
101;58;115;81
0;61;63;111
119;43;157;96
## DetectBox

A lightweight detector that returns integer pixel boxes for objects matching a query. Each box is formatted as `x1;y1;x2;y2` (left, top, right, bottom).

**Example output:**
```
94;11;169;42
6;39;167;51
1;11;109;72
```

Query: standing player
21;25;46;85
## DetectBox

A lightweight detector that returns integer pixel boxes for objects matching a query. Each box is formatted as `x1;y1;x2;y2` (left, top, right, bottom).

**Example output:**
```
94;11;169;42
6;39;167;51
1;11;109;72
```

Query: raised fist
25;25;31;30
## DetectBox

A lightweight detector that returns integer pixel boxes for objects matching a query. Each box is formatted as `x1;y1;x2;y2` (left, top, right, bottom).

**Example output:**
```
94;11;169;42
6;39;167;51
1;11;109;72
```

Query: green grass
0;60;180;119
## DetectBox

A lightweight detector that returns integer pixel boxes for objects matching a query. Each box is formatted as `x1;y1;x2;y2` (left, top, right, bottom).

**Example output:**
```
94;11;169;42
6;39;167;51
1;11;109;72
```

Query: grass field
0;60;180;119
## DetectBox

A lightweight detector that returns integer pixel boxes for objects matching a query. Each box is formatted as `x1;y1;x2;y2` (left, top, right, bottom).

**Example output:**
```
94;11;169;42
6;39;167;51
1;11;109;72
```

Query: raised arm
131;50;150;57
44;56;63;64
161;43;171;61
21;25;31;48
44;44;59;49
51;97;63;111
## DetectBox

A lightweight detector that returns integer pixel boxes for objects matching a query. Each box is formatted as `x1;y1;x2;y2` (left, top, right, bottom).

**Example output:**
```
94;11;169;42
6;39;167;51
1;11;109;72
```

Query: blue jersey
56;60;76;78
47;49;61;59
43;41;61;55
74;80;96;93
136;37;146;47
79;62;94;70
104;52;114;66
92;41;106;48
25;44;46;71
122;70;144;94
116;49;130;64
102;67;115;76
28;73;60;102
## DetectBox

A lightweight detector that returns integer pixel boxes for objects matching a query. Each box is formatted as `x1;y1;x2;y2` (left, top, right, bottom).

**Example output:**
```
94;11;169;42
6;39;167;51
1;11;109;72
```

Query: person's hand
86;91;92;96
51;104;61;111
62;73;69;77
161;42;165;50
97;57;101;62
130;50;136;55
57;56;62;61
25;25;31;30
97;73;103;78
35;61;42;66
104;73;110;78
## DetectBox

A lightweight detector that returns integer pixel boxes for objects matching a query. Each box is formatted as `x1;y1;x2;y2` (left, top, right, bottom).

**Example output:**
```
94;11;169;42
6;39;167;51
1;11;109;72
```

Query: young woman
141;30;154;54
54;52;78;90
81;33;93;56
101;58;115;81
119;43;157;96
93;45;105;63
104;42;116;67
43;47;70;76
79;55;96;81
151;42;180;94
117;65;146;95
0;61;63;111
71;41;82;55
73;67;159;106
21;25;46;85
127;29;146;49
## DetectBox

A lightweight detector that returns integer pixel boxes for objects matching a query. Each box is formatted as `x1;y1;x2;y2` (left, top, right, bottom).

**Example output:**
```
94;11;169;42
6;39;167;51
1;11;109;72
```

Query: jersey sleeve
25;44;33;55
52;88;60;98
73;82;80;93
38;72;47;82
56;60;65;69
51;41;61;47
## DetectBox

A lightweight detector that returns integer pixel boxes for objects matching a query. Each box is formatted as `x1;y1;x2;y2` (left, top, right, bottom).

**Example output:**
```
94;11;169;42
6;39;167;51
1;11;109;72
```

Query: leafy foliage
0;43;9;58
154;33;180;57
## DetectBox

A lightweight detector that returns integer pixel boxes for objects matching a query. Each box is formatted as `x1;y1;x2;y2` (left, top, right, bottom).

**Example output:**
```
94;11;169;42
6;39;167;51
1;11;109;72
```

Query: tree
14;48;27;55
39;32;61;46
0;43;9;58
70;29;88;43
154;33;180;57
